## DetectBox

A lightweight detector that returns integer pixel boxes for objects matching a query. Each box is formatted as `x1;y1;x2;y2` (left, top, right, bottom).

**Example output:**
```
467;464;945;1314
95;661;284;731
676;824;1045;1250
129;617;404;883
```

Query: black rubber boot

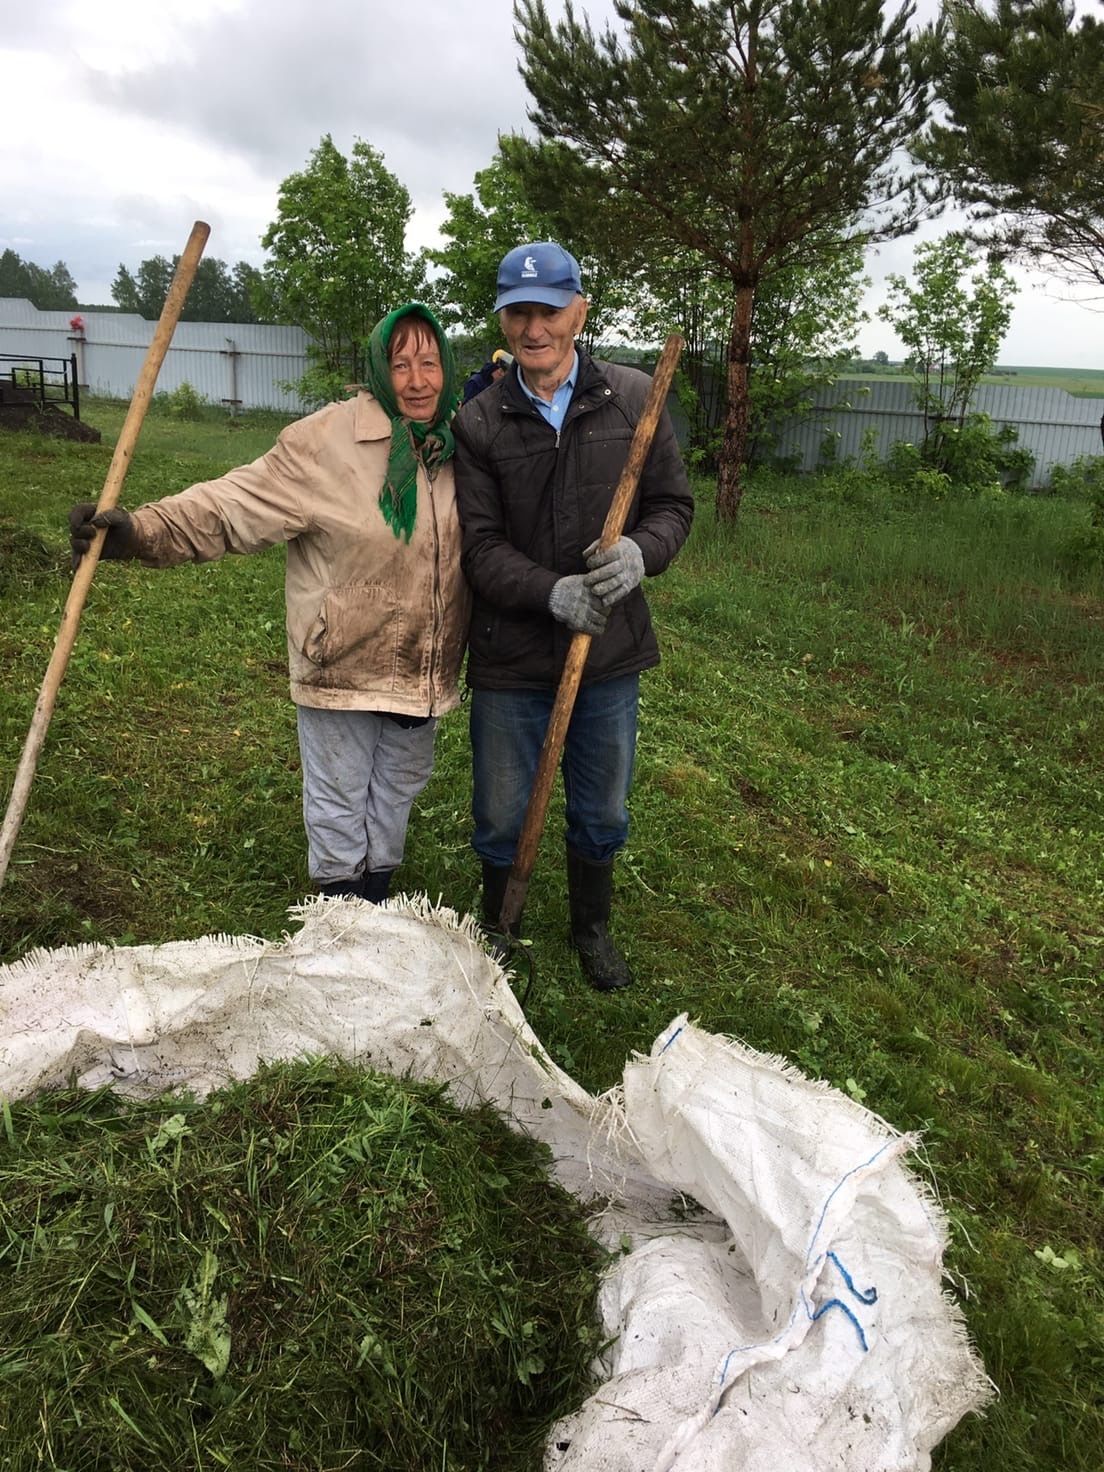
566;849;634;992
481;861;522;954
361;868;395;904
316;879;362;899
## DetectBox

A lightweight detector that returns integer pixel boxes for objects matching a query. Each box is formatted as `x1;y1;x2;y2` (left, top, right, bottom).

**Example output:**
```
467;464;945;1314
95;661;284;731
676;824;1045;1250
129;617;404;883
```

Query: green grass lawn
1;398;1102;1470
842;365;1104;398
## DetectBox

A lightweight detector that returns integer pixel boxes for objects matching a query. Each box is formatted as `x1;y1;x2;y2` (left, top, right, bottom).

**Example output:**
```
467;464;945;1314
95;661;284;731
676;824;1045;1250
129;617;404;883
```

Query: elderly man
453;242;693;991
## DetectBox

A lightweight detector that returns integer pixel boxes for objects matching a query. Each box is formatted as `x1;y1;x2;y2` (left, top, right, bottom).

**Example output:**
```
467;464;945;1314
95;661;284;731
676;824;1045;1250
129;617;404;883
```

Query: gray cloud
81;0;533;212
1;12;69;50
4;0;1099;361
2;172;245;306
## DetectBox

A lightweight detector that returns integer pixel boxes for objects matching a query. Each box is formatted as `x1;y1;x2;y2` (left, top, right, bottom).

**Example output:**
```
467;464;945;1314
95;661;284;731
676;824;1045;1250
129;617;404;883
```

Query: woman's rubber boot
481;861;522;958
566;849;634;992
316;879;362;899
361;868;395;904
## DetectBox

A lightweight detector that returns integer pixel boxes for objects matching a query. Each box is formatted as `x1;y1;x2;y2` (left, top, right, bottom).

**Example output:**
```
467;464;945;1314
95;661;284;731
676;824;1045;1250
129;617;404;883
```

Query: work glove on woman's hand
548;574;609;636
68;503;142;571
583;536;644;607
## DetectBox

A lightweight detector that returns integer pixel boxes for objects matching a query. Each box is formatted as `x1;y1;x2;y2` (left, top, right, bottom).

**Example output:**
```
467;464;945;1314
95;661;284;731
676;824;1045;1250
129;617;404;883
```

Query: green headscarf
364;303;459;542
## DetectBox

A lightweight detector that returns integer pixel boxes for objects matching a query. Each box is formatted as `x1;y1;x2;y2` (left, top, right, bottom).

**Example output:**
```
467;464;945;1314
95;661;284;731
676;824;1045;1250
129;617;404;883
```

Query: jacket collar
572;348;612;402
501;346;610;416
353;390;393;442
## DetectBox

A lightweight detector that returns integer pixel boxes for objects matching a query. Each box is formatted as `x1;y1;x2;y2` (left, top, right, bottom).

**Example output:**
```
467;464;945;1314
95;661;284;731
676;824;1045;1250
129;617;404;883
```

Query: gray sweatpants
296;706;437;883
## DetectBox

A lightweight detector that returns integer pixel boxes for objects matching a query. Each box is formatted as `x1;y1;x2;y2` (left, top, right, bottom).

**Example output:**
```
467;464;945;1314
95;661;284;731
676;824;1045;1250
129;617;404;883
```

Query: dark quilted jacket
453;350;694;690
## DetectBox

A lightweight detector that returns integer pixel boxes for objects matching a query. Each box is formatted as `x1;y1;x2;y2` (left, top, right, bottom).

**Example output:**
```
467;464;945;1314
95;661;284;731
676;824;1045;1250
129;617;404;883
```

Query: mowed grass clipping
1;398;1102;1471
0;1058;606;1472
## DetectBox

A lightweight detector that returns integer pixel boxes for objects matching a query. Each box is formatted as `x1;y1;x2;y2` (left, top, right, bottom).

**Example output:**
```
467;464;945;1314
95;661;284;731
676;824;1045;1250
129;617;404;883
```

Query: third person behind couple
453;242;694;992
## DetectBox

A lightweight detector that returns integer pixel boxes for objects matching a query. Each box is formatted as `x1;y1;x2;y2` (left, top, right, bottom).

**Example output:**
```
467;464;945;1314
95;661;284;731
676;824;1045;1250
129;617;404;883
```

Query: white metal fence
4;298;1101;486
768;378;1104;489
0;299;310;414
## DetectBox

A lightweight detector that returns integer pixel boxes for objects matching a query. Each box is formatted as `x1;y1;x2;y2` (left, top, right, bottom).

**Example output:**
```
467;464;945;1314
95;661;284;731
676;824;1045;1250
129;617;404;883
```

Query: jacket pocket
624;589;650;651
469;603;554;682
302;583;401;689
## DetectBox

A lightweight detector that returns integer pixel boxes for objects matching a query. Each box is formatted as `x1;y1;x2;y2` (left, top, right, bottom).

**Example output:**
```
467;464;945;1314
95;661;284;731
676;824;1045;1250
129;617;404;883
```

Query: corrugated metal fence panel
771;378;1103;488
6;299;1102;477
972;384;1102;485
0;299;310;413
772;379;923;474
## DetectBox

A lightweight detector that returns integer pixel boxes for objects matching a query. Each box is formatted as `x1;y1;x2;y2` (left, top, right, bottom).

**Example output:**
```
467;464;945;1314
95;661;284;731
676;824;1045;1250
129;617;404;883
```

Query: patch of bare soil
0;399;101;443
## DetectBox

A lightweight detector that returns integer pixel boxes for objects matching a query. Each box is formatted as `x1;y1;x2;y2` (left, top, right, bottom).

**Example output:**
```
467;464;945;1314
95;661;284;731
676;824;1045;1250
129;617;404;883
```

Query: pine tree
112;257;264;323
917;0;1104;290
511;0;938;517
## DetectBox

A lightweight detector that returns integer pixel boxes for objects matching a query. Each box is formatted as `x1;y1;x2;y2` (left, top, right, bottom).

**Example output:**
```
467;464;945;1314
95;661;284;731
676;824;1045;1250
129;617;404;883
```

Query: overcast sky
2;0;1099;367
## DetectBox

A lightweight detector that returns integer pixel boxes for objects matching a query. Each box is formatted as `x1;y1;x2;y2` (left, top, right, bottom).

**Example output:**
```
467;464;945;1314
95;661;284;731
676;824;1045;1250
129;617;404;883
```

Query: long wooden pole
0;221;211;889
498;332;685;931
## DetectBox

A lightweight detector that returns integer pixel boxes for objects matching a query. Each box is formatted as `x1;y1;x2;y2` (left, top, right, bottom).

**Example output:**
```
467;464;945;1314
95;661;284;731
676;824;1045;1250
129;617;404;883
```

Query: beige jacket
131;392;469;715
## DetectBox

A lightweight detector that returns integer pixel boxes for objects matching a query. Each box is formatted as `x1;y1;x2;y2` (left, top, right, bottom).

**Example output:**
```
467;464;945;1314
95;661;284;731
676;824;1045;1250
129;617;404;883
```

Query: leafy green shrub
1055;457;1104;571
817;426;842;467
993;428;1035;493
818;465;865;502
673;369;716;472
927;415;1033;493
1048;454;1104;506
885;439;923;484
164;380;208;421
887;417;1034;496
858;424;880;466
761;447;804;474
812;425;892;504
1059;524;1104;573
912;464;953;500
291;359;357;408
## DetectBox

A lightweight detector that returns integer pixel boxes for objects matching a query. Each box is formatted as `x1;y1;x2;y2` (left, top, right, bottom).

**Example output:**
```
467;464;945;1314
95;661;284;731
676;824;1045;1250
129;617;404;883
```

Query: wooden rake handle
0;221;211;890
498;332;685;932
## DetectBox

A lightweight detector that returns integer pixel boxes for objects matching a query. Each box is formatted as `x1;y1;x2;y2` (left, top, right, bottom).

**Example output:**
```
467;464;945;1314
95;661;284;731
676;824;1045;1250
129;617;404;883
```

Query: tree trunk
717;282;754;521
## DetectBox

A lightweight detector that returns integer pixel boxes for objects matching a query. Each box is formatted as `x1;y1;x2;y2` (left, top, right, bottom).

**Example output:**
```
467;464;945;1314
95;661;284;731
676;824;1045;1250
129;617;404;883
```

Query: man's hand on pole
548;574;609;636
583;535;644;608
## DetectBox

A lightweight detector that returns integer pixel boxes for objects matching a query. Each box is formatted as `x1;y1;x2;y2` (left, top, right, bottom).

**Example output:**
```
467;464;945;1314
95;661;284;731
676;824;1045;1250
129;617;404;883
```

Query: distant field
844;366;1104;398
984;365;1104;397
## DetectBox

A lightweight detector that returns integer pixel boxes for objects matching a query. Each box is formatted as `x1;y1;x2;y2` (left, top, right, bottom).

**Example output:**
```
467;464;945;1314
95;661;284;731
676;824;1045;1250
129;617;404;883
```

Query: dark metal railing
0;354;81;420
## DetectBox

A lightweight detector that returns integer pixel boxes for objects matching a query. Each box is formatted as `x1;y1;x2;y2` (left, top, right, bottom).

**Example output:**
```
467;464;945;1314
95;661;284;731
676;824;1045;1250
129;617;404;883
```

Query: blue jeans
470;673;639;866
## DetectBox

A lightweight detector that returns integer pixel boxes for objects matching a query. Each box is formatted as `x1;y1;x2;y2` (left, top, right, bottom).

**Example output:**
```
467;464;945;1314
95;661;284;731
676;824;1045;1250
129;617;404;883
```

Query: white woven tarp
0;897;990;1469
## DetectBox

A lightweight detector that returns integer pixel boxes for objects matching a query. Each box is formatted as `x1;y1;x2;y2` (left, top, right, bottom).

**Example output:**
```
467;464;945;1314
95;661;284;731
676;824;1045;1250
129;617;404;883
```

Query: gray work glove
583;536;645;607
548;574;609;636
68;503;142;571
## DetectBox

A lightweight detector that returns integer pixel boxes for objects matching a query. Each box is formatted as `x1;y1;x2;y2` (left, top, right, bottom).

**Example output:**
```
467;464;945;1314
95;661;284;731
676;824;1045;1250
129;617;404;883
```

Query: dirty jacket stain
130;392;469;716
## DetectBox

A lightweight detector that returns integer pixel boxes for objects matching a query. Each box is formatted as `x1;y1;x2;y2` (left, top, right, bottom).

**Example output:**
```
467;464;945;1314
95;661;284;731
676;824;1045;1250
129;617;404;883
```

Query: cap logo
522;255;539;278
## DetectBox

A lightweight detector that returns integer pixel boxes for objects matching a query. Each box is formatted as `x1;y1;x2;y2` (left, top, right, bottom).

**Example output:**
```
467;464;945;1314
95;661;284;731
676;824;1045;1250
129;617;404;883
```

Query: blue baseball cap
494;242;583;311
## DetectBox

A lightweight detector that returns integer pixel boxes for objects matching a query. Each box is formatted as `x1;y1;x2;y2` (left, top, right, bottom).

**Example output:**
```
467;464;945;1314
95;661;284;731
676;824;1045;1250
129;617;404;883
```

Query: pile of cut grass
0;1059;606;1471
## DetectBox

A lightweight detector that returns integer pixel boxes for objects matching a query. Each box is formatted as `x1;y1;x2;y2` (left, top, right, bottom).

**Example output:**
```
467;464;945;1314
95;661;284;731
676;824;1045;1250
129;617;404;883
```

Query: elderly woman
69;304;469;902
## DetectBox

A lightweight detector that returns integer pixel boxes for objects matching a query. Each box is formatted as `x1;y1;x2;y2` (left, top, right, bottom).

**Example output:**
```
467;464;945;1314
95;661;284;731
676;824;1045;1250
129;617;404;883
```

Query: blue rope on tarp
655;1022;884;1376
803;1251;879;1353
